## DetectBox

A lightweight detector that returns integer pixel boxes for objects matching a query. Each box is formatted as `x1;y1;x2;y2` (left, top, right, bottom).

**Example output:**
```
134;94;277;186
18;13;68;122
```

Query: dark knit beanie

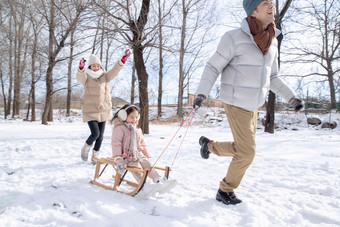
243;0;263;16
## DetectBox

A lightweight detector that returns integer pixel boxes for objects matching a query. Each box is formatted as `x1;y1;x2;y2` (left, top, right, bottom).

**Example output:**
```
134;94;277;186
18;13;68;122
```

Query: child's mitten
79;58;86;70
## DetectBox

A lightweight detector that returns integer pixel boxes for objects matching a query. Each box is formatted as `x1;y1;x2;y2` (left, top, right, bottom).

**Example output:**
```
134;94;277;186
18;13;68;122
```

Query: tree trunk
25;91;31;121
13;13;25;117
6;16;13;119
42;66;53;124
265;91;276;133
48;99;53;121
131;0;151;134
92;19;100;54
100;16;105;62
30;23;38;122
177;2;187;118
131;62;136;104
31;83;36;121
265;0;291;133
105;37;112;71
0;69;7;119
157;0;164;119
134;46;149;134
42;0;55;125
66;30;75;117
322;2;336;110
323;21;336;109
328;69;337;109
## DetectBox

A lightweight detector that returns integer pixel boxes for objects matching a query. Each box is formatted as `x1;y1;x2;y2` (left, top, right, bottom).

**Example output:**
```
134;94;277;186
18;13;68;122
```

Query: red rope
170;108;196;170
149;108;195;173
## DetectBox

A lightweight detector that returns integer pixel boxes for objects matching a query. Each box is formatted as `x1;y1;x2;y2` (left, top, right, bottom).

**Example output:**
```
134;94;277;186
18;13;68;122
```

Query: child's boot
141;182;161;197
81;142;92;161
157;177;177;194
91;150;100;165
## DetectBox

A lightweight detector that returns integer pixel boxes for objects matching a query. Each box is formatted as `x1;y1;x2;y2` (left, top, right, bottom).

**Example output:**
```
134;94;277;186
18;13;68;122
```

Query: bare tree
4;2;44;121
265;0;293;133
6;0;30;117
153;0;178;118
287;0;340;109
64;1;93;117
93;0;154;134
25;2;45;121
177;0;216;118
131;0;152;133
0;0;47;121
41;0;86;124
0;2;10;119
2;1;34;119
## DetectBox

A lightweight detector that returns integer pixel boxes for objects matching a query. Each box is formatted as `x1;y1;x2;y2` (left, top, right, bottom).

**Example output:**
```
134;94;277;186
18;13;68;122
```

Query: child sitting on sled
110;104;177;196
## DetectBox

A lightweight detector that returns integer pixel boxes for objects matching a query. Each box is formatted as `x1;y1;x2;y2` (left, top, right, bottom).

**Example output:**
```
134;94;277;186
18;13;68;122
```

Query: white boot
91;150;100;165
81;142;92;161
157;177;177;194
141;182;161;197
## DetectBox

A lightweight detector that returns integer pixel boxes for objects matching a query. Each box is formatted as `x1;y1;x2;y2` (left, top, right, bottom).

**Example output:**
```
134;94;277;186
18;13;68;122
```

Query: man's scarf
246;16;276;55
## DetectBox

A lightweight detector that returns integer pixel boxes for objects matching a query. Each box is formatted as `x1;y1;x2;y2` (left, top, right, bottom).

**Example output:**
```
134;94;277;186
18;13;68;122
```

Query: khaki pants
128;154;161;183
208;104;258;192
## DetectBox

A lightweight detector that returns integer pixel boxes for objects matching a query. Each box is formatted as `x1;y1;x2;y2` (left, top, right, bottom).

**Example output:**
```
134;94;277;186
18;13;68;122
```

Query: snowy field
1;107;340;227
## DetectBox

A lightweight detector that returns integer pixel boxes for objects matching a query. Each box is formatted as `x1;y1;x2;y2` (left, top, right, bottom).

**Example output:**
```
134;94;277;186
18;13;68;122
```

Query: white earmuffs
117;109;128;121
117;105;137;121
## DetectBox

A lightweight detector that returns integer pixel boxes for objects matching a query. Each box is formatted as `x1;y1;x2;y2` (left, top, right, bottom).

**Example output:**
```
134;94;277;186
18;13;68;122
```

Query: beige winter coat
77;61;124;122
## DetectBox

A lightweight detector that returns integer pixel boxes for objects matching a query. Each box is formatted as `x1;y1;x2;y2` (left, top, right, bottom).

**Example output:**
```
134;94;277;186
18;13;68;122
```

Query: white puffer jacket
196;18;295;112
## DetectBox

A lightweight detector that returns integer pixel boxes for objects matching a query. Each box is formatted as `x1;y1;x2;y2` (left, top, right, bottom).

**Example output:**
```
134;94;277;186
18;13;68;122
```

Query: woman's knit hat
88;54;101;66
243;0;263;16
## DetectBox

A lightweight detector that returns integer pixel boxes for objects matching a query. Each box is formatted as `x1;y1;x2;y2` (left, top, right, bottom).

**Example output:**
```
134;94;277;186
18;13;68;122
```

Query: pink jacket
111;119;151;161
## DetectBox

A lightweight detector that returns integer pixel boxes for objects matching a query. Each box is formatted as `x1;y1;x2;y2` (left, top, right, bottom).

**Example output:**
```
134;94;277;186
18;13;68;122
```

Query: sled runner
90;157;170;196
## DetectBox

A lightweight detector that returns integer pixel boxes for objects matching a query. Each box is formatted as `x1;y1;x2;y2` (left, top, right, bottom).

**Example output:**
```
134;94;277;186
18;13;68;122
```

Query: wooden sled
90;157;170;196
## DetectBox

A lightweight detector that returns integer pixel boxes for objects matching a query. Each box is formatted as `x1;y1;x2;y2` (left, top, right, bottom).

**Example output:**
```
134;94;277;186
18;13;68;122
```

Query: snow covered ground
1;108;340;227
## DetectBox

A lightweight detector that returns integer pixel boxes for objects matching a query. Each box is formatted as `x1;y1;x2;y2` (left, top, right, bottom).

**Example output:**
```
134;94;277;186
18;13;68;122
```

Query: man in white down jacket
193;0;303;205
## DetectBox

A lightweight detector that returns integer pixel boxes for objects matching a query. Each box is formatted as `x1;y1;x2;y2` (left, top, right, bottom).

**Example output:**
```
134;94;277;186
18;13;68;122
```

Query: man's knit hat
88;54;101;66
243;0;263;16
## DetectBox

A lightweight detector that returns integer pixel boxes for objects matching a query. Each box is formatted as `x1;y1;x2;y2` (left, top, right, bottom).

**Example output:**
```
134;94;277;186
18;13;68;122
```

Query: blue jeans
86;121;106;151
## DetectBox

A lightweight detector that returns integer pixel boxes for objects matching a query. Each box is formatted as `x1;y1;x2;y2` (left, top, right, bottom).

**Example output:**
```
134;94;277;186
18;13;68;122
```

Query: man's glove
79;58;86;70
289;97;304;112
121;50;131;64
193;94;206;109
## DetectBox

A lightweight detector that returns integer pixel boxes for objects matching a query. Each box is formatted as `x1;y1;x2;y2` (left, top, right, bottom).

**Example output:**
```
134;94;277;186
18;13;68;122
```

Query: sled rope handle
170;108;196;170
149;108;196;173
